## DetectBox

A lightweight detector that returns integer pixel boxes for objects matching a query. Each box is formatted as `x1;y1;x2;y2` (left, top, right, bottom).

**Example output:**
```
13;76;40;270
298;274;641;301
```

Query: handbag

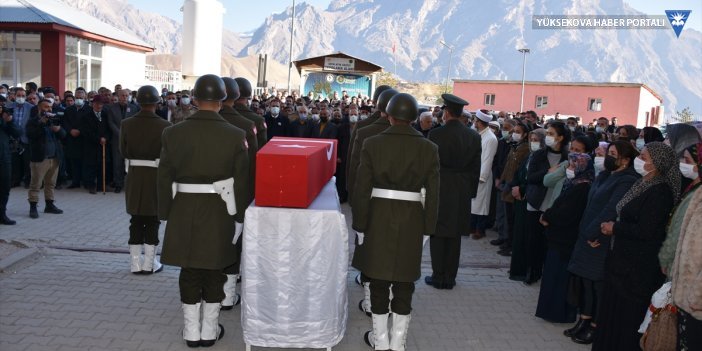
640;302;678;351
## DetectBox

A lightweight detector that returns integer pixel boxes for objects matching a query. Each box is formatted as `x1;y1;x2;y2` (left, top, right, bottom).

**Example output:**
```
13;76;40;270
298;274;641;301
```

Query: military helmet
386;93;418;122
221;77;241;101
234;77;253;99
372;85;393;103
136;85;160;105
377;88;399;113
193;74;227;101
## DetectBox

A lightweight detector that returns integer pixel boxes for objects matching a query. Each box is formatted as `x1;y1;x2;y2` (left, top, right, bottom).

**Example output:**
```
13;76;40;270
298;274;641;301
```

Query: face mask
501;130;510;139
594;156;605;172
167;100;177;107
15;97;25;104
350;115;359;123
360;114;368;120
431;117;438;124
127;96;133;103
636;139;645;150
181;97;191;105
568;125;576;132
680;163;698;180
512;133;523;142
634;157;650;177
312;114;320;121
46;98;55;105
545;135;556;147
271;107;280;115
595;126;604;134
604;155;619;172
320;116;328;122
0;93;6;98
299;113;307;120
565;168;576;179
530;141;541;152
497;118;505;124
75;98;84;106
38;92;44;99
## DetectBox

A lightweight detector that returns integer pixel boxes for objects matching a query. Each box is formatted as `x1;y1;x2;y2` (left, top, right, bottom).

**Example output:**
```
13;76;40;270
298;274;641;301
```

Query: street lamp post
518;48;530;113
440;40;454;93
286;0;296;96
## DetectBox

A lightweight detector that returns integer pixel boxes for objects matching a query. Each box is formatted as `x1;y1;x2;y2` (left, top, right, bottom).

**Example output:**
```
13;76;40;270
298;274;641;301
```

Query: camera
42;111;63;126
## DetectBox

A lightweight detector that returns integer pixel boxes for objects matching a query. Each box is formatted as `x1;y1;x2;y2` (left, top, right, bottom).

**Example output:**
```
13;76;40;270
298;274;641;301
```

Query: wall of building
101;45;146;91
452;82;654;127
637;87;664;127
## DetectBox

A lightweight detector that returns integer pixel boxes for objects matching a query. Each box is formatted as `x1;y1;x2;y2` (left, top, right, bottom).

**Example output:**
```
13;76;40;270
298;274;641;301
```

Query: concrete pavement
0;187;587;350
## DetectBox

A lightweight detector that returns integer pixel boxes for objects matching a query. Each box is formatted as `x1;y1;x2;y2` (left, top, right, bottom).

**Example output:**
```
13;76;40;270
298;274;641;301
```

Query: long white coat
471;127;498;216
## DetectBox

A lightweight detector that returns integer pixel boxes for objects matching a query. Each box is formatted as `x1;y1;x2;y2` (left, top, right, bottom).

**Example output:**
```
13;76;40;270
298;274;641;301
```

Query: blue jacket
567;167;639;281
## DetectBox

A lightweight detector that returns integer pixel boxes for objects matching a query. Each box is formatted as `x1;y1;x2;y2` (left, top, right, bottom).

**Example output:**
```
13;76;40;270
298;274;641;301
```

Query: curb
0;248;40;272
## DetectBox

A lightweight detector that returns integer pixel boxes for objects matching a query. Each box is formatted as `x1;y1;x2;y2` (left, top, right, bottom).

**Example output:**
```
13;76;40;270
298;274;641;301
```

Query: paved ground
1;187;588;351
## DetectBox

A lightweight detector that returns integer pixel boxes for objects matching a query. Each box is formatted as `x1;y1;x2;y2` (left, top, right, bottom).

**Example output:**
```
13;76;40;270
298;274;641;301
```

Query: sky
126;0;701;33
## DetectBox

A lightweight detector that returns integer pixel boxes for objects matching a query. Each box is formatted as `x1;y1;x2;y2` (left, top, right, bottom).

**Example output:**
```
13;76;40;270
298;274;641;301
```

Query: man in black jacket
25;99;66;218
79;96;108;194
62;89;91;188
1;105;21;224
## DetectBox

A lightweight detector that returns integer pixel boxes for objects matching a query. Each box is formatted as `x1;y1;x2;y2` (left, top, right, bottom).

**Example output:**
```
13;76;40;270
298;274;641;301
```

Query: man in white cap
469;109;498;240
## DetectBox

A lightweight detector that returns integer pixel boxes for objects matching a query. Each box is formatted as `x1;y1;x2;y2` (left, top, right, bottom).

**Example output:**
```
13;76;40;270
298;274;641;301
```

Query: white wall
637;87;663;127
182;0;225;77
101;45;146;90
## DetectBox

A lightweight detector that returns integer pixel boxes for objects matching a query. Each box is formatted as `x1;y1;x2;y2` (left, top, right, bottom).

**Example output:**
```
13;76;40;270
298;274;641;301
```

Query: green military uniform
158;110;250;301
347;115;390;203
235;103;267;149
220;105;258;201
427;117;481;288
346;110;380;199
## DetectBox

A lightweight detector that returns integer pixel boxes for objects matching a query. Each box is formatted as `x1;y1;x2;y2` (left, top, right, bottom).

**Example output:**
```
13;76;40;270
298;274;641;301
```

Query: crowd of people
1;79;701;351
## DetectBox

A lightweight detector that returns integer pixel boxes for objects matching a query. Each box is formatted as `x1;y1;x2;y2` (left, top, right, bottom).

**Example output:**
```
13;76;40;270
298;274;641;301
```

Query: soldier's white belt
125;159;159;173
172;178;237;216
371;188;426;207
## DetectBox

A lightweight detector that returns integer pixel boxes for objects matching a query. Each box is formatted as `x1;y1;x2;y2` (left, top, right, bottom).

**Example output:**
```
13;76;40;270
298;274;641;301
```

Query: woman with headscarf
592;142;681;351
536;153;595;323
638;126;664;150
522;122;570;285
508;128;544;278
565;141;640;344
666;123;702;192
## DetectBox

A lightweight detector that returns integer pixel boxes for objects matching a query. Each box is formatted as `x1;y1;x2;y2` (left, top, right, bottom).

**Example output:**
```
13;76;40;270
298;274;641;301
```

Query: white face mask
594;156;605;172
501;130;510;139
46;97;55;105
512;133;523;142
566;168;576;179
360;114;369;120
530;141;541;152
545;135;556;147
636;139;645;150
75;98;84;106
595;126;604;134
270;106;280;115
181;97;191;105
497;118;505;124
634;157;650;177
680;162;698;180
167;99;177;107
127;96;133;103
311;114;320;121
0;93;6;98
15;97;26;104
299;113;307;120
350;115;359;123
568;125;576;132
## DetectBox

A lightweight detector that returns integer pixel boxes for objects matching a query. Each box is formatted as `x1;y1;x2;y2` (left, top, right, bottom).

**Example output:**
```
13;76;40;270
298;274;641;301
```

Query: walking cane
102;143;106;195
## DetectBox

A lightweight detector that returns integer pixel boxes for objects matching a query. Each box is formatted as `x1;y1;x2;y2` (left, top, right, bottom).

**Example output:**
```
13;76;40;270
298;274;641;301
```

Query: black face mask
320;116;328;122
604;155;618;172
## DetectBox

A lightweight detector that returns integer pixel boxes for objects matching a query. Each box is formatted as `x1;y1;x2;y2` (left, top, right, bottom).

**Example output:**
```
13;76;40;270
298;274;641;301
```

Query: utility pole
518;48;530;113
439;40;454;93
286;0;296;96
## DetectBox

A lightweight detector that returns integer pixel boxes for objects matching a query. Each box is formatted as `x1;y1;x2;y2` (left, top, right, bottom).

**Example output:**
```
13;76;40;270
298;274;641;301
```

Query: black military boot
44;200;63;214
29;202;39;219
1;211;16;225
564;317;588;337
571;323;596;344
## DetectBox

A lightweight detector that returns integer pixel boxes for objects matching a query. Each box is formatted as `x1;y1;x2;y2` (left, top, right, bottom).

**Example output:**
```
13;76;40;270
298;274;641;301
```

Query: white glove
233;222;244;244
356;231;365;245
423;235;430;247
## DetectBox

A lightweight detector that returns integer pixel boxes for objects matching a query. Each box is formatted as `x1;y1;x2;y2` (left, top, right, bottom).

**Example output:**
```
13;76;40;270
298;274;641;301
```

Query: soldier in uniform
425;94;482;289
346;85;392;202
233;77;267;148
120;85;171;274
158;75;250;348
352;93;439;351
349;88;399;317
218;77;259;310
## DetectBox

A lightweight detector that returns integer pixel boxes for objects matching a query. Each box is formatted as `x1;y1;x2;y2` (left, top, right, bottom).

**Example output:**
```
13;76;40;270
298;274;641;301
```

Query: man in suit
352;93;439;351
288;105;314;138
79;96;109;194
106;89;139;193
311;108;338;139
264;99;289;141
218;77;259;310
425;94;481;289
120;86;171;275
158;75;250;348
62;88;91;188
234;78;268;148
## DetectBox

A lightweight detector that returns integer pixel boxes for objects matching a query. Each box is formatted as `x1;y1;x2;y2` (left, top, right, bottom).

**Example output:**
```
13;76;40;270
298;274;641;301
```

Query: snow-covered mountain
58;0;701;115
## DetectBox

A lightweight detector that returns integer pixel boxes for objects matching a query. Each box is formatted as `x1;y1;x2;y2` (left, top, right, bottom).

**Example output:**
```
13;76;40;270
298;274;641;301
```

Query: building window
536;96;548;109
484;93;495;106
0;32;41;87
65;36;103;91
588;98;602;112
